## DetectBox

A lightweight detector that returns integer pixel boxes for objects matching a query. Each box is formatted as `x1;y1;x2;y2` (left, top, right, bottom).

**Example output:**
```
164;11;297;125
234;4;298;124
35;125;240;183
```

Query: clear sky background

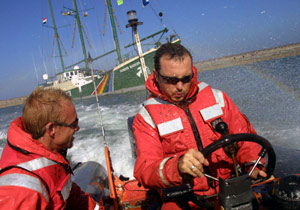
0;0;299;100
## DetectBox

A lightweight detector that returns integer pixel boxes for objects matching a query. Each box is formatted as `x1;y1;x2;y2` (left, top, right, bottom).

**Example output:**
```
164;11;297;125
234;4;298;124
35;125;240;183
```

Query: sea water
0;55;299;178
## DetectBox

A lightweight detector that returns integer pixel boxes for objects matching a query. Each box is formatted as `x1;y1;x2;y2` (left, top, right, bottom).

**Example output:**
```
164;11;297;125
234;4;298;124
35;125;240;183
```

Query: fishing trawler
41;0;180;98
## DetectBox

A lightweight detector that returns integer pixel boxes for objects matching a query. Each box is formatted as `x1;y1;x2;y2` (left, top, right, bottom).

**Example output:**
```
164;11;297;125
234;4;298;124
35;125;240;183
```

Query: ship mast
48;0;65;72
72;0;89;69
106;0;122;64
126;10;148;81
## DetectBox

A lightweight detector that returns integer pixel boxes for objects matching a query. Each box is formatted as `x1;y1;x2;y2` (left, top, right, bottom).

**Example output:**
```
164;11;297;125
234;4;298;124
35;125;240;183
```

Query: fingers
178;149;209;178
258;170;267;178
267;175;275;181
250;170;267;179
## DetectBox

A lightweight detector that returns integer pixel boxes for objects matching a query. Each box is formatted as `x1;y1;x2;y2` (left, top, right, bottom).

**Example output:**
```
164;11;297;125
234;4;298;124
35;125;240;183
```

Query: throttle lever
215;122;240;177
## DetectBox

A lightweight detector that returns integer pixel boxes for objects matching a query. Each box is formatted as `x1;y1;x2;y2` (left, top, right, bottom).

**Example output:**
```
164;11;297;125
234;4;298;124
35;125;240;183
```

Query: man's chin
65;141;74;149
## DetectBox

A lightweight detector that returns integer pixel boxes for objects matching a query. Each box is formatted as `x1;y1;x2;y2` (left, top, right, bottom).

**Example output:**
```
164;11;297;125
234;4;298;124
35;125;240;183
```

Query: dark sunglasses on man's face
54;118;79;129
158;72;194;84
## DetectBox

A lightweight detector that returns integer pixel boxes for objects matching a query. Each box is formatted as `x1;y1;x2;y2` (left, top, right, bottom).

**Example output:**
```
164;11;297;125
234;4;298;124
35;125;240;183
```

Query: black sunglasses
54;118;79;129
158;72;194;84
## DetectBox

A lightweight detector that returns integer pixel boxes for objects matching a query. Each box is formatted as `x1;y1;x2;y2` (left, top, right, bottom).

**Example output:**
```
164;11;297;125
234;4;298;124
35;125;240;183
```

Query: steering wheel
165;130;276;210
201;132;276;180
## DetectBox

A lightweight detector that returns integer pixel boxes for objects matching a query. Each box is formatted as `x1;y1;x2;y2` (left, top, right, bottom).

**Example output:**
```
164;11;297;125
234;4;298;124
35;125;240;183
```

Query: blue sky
0;0;299;100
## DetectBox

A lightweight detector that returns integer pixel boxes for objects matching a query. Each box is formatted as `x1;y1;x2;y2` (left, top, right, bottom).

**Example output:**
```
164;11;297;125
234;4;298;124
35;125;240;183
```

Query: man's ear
45;122;55;138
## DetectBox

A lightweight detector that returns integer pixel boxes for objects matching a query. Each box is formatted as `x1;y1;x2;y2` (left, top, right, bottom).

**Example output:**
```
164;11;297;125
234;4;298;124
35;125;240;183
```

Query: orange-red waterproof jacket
133;67;262;207
0;117;100;210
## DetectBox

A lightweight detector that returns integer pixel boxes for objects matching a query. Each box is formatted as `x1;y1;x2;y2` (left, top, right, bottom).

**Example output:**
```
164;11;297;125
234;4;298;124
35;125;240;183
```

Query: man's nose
176;81;184;90
75;125;80;131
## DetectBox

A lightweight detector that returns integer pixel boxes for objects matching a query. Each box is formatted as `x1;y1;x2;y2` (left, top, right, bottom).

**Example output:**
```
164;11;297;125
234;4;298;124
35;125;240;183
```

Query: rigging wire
83;0;102;57
39;46;49;75
151;0;179;38
63;0;83;65
51;33;56;56
88;54;107;146
148;3;165;28
88;53;118;209
112;7;122;34
81;24;93;49
61;0;74;65
41;1;52;75
52;55;59;74
58;35;68;56
40;0;52;76
32;55;39;85
78;0;93;50
72;20;77;48
91;0;106;53
102;0;107;36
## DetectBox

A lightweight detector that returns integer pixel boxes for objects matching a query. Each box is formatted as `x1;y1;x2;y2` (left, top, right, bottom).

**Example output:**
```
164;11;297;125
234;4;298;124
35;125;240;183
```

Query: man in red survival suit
133;43;267;209
0;88;102;210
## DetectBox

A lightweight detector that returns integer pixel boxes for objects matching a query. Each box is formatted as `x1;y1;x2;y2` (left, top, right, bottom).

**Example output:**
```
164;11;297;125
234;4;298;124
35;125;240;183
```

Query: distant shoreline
0;96;27;109
194;42;300;72
1;42;300;109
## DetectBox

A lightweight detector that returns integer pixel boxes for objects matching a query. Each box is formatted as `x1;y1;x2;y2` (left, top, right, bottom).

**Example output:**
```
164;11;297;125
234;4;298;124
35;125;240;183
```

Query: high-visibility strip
0;173;49;201
159;157;173;186
200;104;224;122
61;176;72;201
143;97;173;106
138;106;156;128
17;157;58;171
212;88;225;107
141;84;225;132
198;82;208;91
94;203;100;210
198;83;225;108
157;118;183;136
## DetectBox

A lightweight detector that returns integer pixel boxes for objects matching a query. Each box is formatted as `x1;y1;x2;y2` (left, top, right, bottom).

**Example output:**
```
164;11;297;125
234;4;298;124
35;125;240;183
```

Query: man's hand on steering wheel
250;169;267;179
177;148;209;178
250;169;275;182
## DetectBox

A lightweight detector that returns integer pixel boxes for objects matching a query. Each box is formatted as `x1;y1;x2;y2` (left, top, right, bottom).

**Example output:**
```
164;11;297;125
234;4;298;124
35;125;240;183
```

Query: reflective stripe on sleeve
157;118;183;136
17;157;58;171
94;203;100;210
159;157;173;186
138;106;156;128
61;175;72;201
0;173;49;202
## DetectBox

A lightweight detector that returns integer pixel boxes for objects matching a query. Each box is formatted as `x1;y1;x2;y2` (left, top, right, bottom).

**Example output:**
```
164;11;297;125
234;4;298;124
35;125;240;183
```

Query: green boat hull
61;39;181;98
112;39;181;91
64;76;110;98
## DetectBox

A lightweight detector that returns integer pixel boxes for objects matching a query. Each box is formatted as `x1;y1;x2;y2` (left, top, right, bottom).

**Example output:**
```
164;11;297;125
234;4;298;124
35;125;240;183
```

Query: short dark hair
154;43;193;72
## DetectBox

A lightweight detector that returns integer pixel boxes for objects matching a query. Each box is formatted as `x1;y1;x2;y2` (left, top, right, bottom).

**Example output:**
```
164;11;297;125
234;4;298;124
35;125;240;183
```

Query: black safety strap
7;139;72;175
7;140;30;154
184;108;215;190
184;108;204;150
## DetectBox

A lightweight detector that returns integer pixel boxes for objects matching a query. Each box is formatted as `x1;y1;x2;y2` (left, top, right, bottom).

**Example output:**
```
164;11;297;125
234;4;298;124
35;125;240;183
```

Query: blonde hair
22;87;72;139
